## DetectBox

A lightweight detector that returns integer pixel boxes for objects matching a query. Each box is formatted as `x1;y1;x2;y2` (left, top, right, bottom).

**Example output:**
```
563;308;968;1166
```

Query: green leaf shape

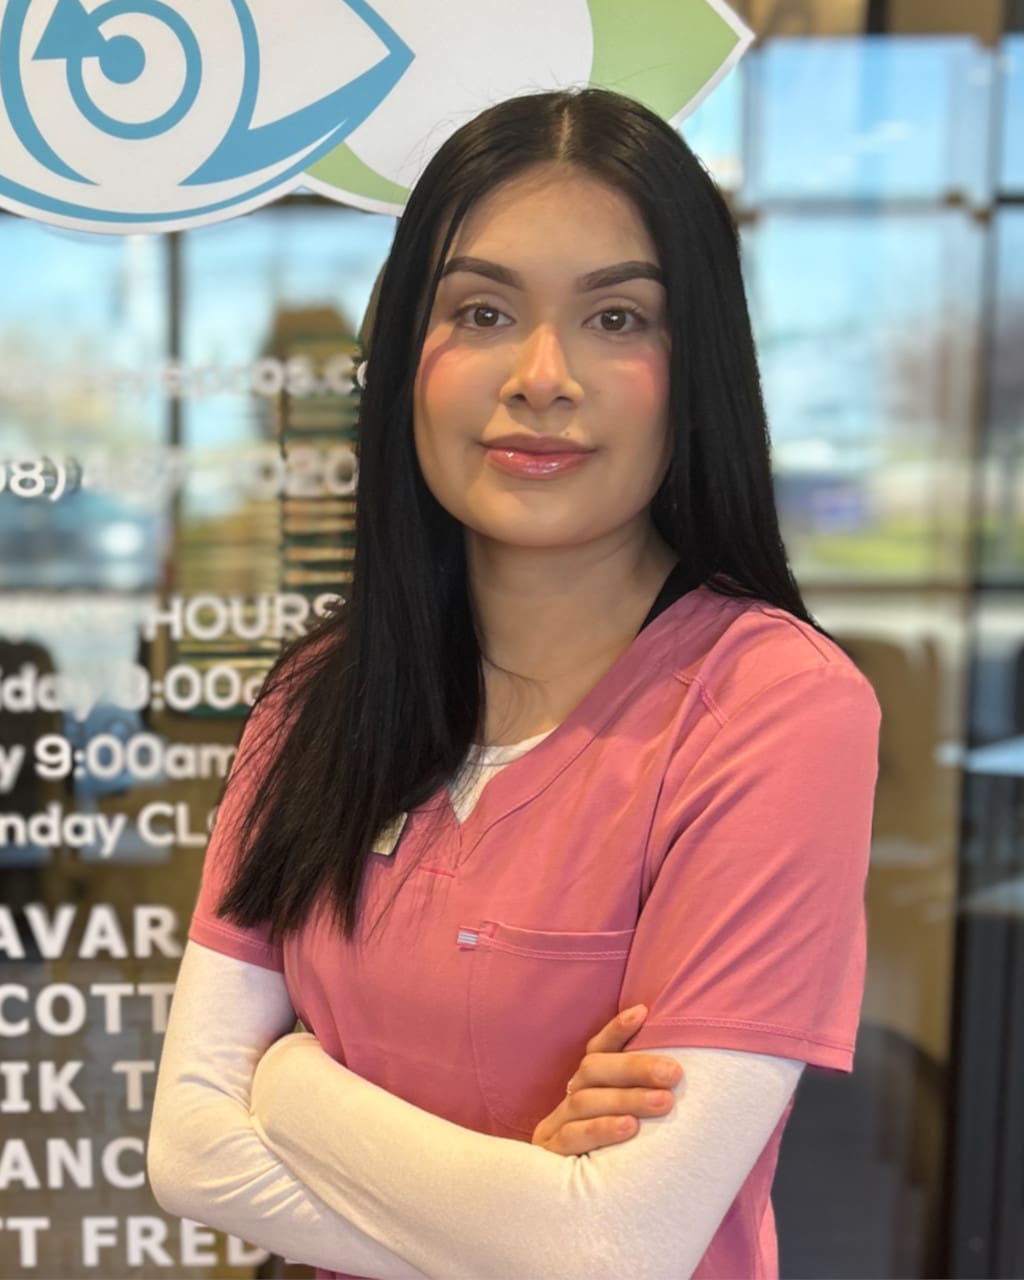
589;0;747;121
306;0;750;207
306;140;410;206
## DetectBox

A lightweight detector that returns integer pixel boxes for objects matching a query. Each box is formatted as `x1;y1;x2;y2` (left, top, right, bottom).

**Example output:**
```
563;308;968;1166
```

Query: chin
470;521;595;551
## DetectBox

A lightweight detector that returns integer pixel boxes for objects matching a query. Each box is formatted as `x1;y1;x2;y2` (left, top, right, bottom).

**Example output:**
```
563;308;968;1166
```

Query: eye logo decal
36;0;203;148
0;0;750;233
0;0;413;229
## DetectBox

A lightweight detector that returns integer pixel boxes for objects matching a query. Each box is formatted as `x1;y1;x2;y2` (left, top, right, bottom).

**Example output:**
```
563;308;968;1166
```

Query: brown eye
455;303;506;329
592;307;647;334
601;311;628;331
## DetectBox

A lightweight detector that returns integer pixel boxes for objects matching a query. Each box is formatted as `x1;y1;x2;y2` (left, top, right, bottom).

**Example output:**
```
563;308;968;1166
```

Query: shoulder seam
727;663;877;729
675;661;876;732
746;602;840;664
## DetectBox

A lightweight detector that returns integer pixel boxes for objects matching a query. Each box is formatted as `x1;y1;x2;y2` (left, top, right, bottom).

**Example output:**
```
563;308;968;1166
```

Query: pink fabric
188;583;881;1280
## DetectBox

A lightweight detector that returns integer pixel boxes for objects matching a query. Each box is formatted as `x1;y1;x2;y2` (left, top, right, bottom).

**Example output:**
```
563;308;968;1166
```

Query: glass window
0;220;169;595
744;37;993;204
1000;35;1024;191
982;209;1024;581
745;209;983;581
175;203;395;602
680;56;745;191
180;204;395;454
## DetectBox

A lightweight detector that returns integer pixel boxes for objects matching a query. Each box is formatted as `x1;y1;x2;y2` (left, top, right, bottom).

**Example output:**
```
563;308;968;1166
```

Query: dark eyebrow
437;256;664;292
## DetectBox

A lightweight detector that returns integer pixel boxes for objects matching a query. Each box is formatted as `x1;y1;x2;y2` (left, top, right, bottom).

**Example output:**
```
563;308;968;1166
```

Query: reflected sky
1001;35;1024;191
745;37;993;202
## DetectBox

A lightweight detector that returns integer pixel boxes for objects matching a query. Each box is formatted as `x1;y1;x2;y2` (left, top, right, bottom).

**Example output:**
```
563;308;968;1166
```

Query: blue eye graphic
0;0;753;232
0;0;413;227
35;0;203;148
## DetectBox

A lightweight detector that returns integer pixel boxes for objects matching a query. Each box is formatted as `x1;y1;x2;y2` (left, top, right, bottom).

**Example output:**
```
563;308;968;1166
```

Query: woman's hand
531;1004;684;1155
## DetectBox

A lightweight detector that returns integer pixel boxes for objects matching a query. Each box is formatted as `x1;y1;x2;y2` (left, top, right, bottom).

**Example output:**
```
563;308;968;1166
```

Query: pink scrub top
188;582;882;1280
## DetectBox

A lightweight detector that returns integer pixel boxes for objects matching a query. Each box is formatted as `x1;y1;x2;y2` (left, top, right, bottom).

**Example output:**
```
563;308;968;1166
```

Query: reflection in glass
1000;35;1024;193
175;205;394;610
982;210;1024;579
745;211;982;582
681;53;745;191
744;37;993;205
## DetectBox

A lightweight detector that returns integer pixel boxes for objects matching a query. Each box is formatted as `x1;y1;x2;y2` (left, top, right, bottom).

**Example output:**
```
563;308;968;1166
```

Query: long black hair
215;86;832;943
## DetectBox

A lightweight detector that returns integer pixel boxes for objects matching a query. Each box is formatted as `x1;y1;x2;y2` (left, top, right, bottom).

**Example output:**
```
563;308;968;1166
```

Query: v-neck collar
425;565;710;863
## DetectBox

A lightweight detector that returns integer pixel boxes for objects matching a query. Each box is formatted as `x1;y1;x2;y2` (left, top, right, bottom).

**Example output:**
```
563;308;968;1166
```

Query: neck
466;518;678;684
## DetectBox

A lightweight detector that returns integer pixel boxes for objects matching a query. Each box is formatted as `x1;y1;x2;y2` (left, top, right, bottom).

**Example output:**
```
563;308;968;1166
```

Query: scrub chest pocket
460;920;636;1136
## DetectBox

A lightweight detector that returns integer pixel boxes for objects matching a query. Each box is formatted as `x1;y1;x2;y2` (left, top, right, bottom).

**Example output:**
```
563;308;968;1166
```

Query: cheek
609;348;670;426
416;340;491;430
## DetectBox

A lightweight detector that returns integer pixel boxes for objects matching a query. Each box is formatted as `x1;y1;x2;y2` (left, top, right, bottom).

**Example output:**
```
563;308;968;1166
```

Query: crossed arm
148;940;805;1280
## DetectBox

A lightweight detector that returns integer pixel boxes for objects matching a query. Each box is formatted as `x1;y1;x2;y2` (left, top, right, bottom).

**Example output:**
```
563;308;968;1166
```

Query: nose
501;323;582;412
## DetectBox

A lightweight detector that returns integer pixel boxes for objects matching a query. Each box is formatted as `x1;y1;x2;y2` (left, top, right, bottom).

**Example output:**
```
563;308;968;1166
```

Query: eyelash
452;301;649;335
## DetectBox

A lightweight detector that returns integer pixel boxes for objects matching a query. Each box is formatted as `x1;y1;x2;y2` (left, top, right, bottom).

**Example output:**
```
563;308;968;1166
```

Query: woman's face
412;164;672;553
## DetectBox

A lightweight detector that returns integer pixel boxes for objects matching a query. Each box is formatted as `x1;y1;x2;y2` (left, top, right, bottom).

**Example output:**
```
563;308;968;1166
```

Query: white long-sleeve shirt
149;946;803;1280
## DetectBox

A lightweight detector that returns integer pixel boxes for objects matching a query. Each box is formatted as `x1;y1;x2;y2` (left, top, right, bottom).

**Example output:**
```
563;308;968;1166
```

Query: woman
148;87;881;1279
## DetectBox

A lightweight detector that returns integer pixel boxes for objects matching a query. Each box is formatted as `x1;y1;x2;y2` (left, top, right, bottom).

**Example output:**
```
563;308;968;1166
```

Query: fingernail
621;1004;647;1024
646;1090;673;1107
653;1062;681;1085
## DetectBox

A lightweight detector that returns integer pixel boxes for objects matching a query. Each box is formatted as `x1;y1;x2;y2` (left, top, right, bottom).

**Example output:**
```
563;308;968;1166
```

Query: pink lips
483;447;593;478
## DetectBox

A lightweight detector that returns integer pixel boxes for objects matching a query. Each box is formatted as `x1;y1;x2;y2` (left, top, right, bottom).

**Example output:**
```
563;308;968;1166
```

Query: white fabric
149;940;424;1278
446;728;555;822
149;941;804;1279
